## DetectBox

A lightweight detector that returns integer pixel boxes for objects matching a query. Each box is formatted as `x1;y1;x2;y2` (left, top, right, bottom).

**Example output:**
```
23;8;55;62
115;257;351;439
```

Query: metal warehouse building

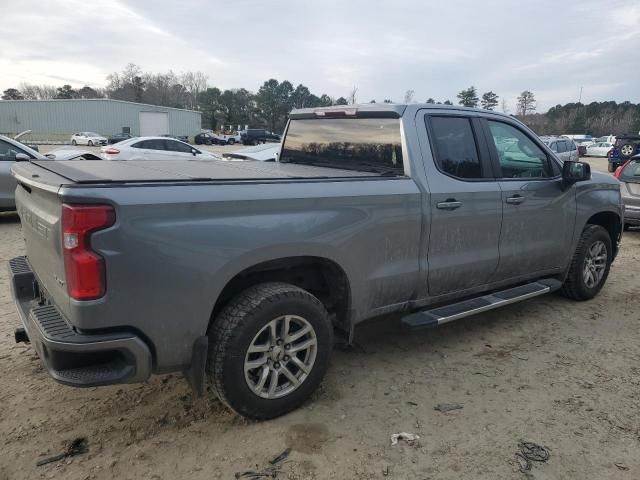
0;99;201;142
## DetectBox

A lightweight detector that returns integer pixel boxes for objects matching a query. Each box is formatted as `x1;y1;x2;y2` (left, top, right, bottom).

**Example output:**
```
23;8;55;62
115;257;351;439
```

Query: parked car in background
585;142;613;157
195;132;215;145
608;134;640;172
222;143;280;161
100;137;218;160
71;132;108;146
213;133;241;145
240;129;268;145
0;134;45;211
44;149;103;161
108;133;133;144
539;136;579;162
595;135;616;144
13;130;40;151
161;134;190;143
562;134;593;145
613;155;640;230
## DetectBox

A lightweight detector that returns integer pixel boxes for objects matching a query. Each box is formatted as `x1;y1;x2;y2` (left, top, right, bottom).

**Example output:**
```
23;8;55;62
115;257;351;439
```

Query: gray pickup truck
9;104;623;419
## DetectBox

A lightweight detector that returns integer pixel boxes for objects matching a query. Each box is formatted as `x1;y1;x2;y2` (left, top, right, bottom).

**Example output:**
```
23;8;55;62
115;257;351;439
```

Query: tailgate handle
436;199;462;210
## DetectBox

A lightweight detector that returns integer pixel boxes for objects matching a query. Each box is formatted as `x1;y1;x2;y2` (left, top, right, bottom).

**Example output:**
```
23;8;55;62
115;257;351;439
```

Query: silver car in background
616;155;640;230
539;136;579;162
0;134;45;211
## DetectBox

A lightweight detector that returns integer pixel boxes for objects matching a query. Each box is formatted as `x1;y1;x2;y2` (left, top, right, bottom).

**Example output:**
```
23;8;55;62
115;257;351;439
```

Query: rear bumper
9;256;152;387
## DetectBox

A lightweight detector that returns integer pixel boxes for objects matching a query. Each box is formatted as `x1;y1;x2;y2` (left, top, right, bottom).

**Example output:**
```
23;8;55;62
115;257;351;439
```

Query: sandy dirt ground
0;156;638;480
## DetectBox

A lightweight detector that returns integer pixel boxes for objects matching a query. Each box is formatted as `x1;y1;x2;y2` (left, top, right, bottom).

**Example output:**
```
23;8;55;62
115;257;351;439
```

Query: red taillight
103;148;119;155
62;204;115;300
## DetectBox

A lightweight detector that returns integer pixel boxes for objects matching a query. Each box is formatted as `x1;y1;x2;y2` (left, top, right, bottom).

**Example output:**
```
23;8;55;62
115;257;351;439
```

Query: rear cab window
428;116;483;179
280;118;404;175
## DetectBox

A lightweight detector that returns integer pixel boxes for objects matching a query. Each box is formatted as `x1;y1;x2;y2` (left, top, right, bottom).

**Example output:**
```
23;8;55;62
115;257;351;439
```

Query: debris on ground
36;437;89;467
269;448;291;465
614;463;629;471
515;441;550;473
235;448;292;479
390;432;420;446
434;403;463;413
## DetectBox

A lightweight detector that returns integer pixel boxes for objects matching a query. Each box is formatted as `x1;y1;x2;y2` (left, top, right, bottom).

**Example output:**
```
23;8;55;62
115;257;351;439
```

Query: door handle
506;195;525;205
436;199;462;210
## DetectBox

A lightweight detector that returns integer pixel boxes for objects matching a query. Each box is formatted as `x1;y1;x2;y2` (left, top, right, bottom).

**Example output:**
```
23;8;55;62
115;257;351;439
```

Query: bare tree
501;97;509;114
404;89;415;103
18;83;57;100
347;86;358;105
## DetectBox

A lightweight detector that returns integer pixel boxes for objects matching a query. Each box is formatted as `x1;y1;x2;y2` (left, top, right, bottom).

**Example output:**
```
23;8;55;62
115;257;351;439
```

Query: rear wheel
71;140;77;146
227;138;235;145
207;282;333;419
88;140;94;146
560;224;612;301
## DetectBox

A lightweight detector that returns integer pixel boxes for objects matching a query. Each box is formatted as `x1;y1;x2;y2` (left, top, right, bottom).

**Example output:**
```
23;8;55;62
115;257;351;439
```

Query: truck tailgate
13;163;70;316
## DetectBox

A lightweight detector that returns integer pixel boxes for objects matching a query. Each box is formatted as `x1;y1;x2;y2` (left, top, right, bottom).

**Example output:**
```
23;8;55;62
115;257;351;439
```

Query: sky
1;0;639;112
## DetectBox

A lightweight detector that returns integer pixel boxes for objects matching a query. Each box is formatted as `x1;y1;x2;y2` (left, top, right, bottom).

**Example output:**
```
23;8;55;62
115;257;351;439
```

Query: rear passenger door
483;120;576;279
422;113;502;296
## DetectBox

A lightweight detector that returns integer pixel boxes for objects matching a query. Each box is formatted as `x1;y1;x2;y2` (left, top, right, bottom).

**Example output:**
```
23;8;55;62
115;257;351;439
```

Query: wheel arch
208;256;353;341
586;210;622;258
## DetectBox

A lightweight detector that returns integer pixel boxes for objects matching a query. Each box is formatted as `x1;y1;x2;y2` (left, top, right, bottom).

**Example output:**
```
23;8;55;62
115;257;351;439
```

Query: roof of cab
290;103;516;120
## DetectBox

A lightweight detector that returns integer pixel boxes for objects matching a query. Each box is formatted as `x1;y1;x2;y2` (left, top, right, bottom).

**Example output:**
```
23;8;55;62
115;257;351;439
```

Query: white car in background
71;132;108;146
100;136;219;160
222;143;281;161
585;142;613;157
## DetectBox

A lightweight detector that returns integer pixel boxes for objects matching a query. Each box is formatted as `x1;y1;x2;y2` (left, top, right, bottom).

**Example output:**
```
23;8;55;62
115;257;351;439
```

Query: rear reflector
62;204;115;300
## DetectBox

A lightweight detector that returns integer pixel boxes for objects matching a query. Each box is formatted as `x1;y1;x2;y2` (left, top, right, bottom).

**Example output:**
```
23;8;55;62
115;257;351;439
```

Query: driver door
483;119;576;279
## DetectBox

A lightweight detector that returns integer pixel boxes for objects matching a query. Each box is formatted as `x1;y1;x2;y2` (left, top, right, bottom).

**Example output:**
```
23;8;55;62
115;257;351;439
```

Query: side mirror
14;153;31;162
274;152;279;162
563;160;591;184
191;148;198;156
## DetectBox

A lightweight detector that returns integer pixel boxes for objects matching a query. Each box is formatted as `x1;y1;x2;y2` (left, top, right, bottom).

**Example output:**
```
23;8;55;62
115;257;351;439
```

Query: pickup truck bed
19;158;378;185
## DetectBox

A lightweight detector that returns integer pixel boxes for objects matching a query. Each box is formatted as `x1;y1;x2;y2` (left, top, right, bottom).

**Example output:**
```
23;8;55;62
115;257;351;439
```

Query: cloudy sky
1;0;639;111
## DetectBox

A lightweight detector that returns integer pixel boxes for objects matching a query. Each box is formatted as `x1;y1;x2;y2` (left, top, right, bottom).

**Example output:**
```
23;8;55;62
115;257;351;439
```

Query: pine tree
456;86;478;108
481;91;499;110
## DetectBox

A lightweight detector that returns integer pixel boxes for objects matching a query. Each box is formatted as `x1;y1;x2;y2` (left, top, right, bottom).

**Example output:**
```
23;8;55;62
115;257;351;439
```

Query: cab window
487;121;552;179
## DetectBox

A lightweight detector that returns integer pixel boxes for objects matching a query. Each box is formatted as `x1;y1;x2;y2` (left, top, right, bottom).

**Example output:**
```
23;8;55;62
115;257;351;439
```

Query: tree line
2;68;638;136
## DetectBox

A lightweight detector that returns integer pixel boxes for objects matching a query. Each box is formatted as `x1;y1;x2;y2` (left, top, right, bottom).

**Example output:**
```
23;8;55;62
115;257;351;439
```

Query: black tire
88;140;93;147
207;282;333;420
227;138;235;145
560;224;612;301
607;162;616;173
71;140;77;146
619;142;636;160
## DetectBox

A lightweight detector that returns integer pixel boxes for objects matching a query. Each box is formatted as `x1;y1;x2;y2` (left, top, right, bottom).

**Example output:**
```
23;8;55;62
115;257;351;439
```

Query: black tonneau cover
21;159;378;185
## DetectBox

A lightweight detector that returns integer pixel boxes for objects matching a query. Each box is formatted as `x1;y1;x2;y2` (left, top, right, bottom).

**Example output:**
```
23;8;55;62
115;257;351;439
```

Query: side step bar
401;279;562;329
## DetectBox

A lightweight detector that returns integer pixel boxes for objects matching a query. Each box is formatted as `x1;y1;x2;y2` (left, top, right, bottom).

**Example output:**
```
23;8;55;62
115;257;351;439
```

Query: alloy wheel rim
583;240;607;288
621;145;633;156
244;315;317;399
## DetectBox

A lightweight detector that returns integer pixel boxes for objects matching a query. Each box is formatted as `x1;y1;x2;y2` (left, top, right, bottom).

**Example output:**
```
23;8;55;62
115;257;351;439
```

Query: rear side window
487;121;552;179
166;140;192;153
428;116;482;179
0;139;30;161
280;118;404;175
133;139;166;150
556;141;567;153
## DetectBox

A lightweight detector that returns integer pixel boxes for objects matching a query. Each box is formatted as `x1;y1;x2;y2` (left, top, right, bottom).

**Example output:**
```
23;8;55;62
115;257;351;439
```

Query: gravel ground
0;155;638;479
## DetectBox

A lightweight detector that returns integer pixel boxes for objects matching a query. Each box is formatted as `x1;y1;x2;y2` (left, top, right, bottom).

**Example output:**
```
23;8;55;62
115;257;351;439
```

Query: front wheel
560;224;612;301
227;138;235;145
71;140;77;146
608;162;617;173
207;282;333;419
88;140;94;146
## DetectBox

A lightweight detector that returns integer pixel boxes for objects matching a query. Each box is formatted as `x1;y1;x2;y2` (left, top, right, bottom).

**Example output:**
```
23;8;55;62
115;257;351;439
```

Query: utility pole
578;86;583;104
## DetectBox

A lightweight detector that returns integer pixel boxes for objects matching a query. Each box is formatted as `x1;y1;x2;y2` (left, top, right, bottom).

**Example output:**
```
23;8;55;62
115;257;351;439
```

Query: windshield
280;118;404;175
